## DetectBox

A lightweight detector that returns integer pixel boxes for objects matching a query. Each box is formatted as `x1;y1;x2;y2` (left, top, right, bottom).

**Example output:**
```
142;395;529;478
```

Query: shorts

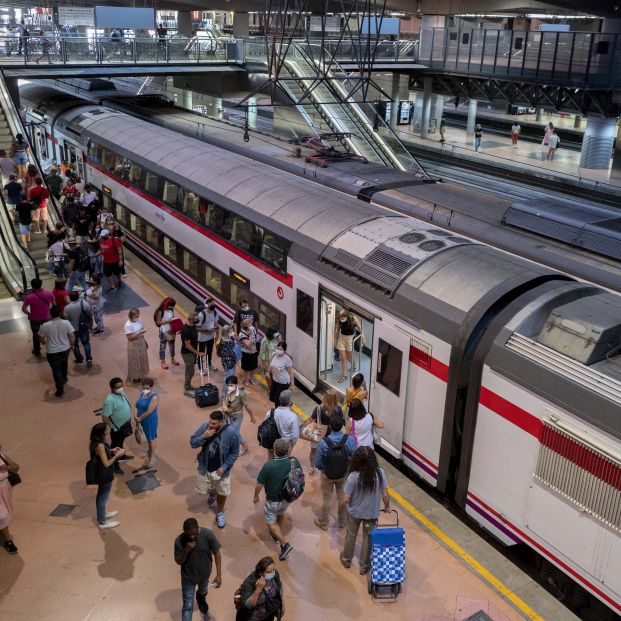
195;471;231;497
264;499;289;525
19;223;30;235
13;152;28;165
336;333;354;352
32;207;48;223
103;261;121;277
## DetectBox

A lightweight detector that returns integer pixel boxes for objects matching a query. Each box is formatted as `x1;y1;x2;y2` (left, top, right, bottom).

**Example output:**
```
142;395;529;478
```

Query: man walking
38;305;75;397
254;438;298;561
314;415;356;530
66;238;89;293
45;168;62;199
190;410;240;529
21;277;53;357
174;517;222;620
265;390;299;458
547;130;560;161
181;313;204;398
63;291;93;368
474;124;483;152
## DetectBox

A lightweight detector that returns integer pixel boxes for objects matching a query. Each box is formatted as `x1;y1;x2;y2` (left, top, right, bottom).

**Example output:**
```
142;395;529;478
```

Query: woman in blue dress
134;378;159;468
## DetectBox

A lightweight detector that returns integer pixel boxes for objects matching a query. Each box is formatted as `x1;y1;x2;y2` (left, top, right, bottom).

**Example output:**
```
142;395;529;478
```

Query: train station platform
0;250;578;621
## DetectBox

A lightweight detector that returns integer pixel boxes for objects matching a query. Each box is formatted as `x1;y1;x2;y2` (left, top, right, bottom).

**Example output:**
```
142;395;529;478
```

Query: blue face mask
264;571;275;581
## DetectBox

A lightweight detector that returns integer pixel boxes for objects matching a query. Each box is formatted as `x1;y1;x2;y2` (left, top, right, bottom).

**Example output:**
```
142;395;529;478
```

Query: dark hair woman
236;556;284;620
154;296;178;370
345;399;384;448
340;446;390;575
89;422;124;530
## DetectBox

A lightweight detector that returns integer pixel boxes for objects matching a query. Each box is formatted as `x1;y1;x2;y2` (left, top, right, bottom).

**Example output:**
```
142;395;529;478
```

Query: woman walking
334;309;364;383
340;446;390;575
222;374;256;456
134;378;158;468
239;318;259;386
343;373;368;413
267;341;293;407
258;326;280;388
345;399;384;448
307;388;342;475
11;133;29;180
237;556;285;621
0;445;20;554
89;423;124;530
154;297;179;370
124;308;149;384
86;275;105;335
52;278;70;314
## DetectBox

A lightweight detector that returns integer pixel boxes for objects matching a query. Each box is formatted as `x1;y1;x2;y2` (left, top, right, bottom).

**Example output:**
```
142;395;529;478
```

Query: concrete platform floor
0;251;579;621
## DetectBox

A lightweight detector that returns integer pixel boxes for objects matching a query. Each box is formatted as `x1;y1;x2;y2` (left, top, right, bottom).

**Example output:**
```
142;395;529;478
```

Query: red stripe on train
479;386;543;439
402;440;438;472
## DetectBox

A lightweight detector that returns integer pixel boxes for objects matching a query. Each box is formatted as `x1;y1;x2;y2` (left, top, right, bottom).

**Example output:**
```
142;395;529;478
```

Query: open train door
369;322;410;458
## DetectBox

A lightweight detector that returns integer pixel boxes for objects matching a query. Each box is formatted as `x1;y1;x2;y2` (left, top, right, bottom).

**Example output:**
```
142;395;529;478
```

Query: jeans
228;415;245;445
73;328;92;362
317;474;346;529
159;331;176;361
29;318;47;355
90;254;103;276
96;480;112;524
342;512;377;572
67;269;88;293
90;305;104;332
181;578;208;621
182;352;196;390
46;349;70;391
475;137;481;151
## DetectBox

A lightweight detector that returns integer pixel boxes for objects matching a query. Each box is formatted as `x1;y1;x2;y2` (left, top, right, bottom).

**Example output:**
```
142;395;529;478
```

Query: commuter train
21;85;621;618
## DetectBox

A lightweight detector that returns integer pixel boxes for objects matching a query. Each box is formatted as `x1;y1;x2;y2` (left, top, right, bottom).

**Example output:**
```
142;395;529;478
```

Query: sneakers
216;512;226;529
359;566;370;576
108;287;117;293
184;390;196;398
239;447;248;457
114;466;124;476
278;542;293;561
308;467;315;476
339;554;351;569
98;520;120;530
314;516;328;531
54;390;64;397
105;511;119;519
207;492;216;506
86;360;93;369
195;590;208;614
208;365;218;372
3;539;18;554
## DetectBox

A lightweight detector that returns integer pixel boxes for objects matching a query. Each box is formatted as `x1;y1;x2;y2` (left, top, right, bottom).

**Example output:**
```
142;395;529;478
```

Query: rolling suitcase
195;355;219;408
368;509;405;599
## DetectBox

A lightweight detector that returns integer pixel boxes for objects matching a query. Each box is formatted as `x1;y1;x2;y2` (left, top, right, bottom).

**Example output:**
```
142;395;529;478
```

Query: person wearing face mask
86;275;105;335
267;342;294;407
334;309;365;384
134;378;159;468
234;297;258;334
195;299;220;372
96;228;123;292
181;313;204;398
236;556;284;621
222;375;256;456
154;297;180;371
217;325;240;391
190;410;240;529
239;318;259;387
102;377;135;475
258;327;280;390
124;308;149;385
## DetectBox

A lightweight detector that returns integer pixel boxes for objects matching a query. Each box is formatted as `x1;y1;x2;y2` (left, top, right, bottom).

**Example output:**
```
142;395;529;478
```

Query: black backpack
78;300;93;332
324;435;350;480
257;408;280;449
281;458;305;502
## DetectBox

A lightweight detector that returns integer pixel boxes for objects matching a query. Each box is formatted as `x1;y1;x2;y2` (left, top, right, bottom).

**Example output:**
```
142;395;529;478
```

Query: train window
231;216;262;255
461;33;469;45
182;192;200;220
114;203;127;226
129;162;144;189
144;171;162;197
596;41;609;54
102;147;116;171
230;282;249;311
296;290;313;337
163;181;180;207
206;205;232;241
514;37;523;50
376;338;402;397
205;264;228;302
182;249;201;280
257;299;285;338
163;236;178;264
261;233;288;274
128;213;138;232
145;223;160;250
87;143;98;164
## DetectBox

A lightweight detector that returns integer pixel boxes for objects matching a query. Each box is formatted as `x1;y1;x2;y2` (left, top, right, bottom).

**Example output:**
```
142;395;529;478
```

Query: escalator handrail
0;202;28;298
0;189;39;280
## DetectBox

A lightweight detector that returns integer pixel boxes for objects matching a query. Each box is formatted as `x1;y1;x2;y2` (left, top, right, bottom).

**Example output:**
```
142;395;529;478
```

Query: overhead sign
58;7;95;26
360;17;400;35
309;16;340;32
95;6;155;30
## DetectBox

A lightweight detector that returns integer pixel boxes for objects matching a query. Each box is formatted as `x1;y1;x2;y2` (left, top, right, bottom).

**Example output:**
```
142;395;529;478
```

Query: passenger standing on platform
237;556;285;620
340;446;390;574
21;277;53;357
3;174;21;222
190;410;240;529
0;446;20;554
439;115;446;142
217;325;239;391
314;414;356;530
239;319;259;386
124;308;149;385
265;390;299;459
66;237;89;293
234;298;258;334
134;378;158;468
38;305;75;397
267;341;293;407
307;389;343;476
181;312;203;397
102;378;134;475
63;291;93;368
542;122;554;147
547;130;560;161
511;121;521;146
258;326;280;389
97;229;123;292
89;422;124;530
345;399;384;448
174;517;222;620
222;374;256;456
154;297;179;370
86;275;105;335
195;299;220;372
254;438;296;561
474;124;483;152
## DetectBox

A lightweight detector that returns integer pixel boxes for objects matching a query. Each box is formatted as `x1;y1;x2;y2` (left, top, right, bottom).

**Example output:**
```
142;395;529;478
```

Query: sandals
161;361;169;370
338;375;347;383
171;358;180;366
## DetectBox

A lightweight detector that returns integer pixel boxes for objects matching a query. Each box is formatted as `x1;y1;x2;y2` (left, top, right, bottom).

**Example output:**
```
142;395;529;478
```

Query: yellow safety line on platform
388;488;545;621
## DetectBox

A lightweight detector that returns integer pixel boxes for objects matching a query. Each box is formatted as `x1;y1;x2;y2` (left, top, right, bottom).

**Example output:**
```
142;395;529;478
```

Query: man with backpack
190;410;240;529
261;390;299;460
63;291;93;368
313;415;356;531
254;438;300;561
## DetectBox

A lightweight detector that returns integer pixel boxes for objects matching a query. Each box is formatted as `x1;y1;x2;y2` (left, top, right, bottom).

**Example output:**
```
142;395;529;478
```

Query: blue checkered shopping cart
368;509;405;599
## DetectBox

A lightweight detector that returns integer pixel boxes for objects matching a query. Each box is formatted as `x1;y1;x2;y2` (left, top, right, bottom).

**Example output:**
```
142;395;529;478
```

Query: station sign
58;7;95;26
309;16;341;32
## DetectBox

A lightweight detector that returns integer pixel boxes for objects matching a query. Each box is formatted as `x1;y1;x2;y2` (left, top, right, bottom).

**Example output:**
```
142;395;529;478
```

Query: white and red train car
22;84;621;618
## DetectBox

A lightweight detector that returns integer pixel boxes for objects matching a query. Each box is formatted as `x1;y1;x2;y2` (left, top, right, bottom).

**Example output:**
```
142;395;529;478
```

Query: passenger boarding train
22;84;621;618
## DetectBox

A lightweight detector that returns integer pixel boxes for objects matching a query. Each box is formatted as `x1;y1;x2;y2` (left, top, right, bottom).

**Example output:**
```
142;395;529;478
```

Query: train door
368;322;410;456
64;141;84;180
293;276;317;389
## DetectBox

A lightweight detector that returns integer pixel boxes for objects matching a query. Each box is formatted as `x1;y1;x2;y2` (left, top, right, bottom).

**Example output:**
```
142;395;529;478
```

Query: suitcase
368;509;405;599
195;356;219;408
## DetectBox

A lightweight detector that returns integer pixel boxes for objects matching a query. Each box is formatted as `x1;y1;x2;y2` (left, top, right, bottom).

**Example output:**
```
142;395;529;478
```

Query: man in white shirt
265;390;299;453
195;298;220;372
80;184;97;207
39;305;75;397
547;131;560;161
511;122;521;147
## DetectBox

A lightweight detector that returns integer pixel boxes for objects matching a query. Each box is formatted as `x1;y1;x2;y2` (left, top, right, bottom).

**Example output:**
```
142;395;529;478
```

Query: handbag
300;420;327;442
1;454;20;486
134;423;146;445
117;420;133;438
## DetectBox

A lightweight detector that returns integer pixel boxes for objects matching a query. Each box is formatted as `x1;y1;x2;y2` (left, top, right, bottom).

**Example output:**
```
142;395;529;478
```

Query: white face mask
242;305;249;311
227;385;236;393
264;571;276;581
142;389;151;396
114;387;124;395
340;317;347;323
276;349;284;356
273;333;280;340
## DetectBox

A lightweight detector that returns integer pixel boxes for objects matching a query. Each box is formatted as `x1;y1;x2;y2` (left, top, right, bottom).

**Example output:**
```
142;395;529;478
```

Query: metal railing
0;35;246;65
418;27;621;88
